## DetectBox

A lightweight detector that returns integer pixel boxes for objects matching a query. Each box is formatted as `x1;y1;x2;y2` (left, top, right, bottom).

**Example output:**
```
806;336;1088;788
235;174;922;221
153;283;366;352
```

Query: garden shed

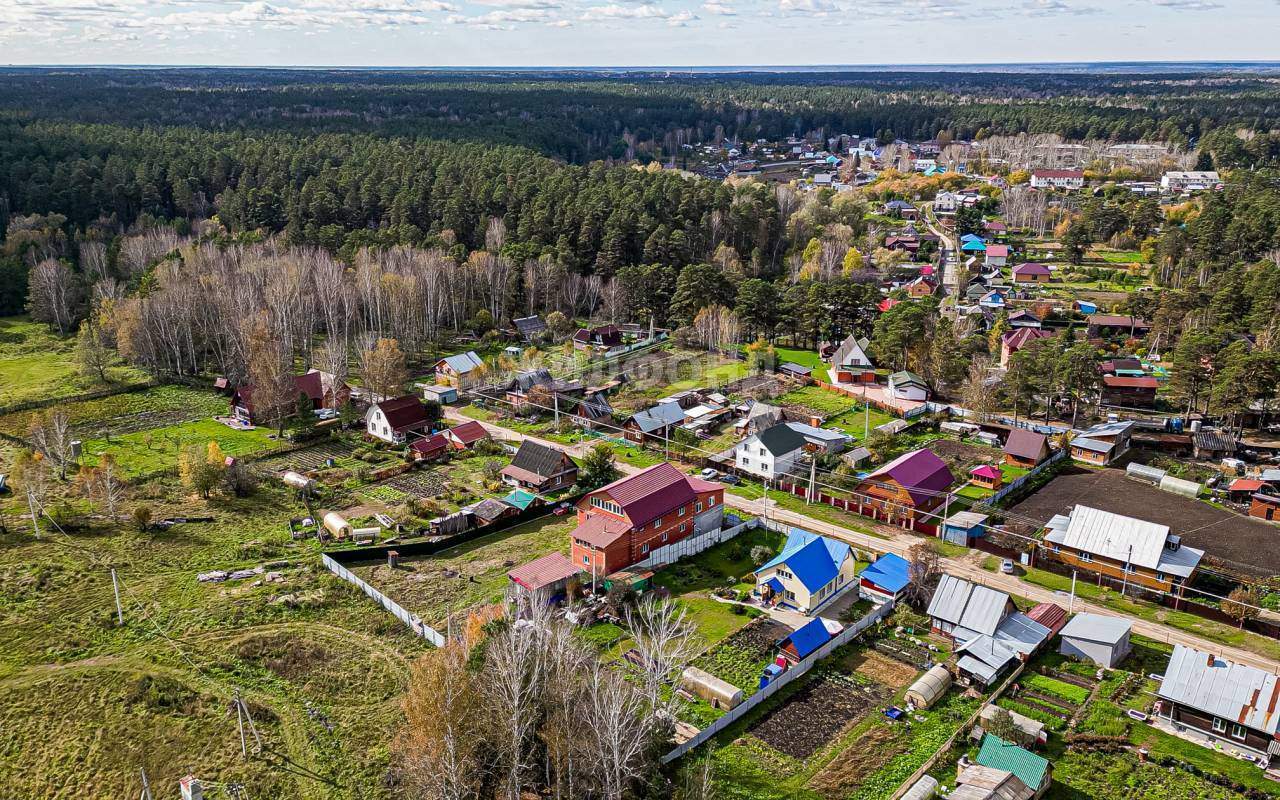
906;664;952;709
1057;612;1132;667
679;666;744;710
979;704;1046;747
322;512;352;539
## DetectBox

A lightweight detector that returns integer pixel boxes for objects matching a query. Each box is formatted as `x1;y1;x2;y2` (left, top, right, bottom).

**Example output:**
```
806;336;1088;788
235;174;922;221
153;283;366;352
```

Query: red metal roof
508;552;582;590
570;514;631;548
970;464;1001;480
1231;479;1264;492
1103;375;1158;389
376;395;431;431
447;420;490;444
410;432;448;454
592;462;702;527
1026;602;1068;636
1012;262;1050;275
985;244;1010;257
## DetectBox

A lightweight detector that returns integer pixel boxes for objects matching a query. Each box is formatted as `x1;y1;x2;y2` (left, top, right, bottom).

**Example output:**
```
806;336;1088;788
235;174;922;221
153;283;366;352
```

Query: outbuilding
858;553;910;605
322;512;352;539
680;666;744;711
1057;613;1132;667
906;664;952;709
941;511;990;547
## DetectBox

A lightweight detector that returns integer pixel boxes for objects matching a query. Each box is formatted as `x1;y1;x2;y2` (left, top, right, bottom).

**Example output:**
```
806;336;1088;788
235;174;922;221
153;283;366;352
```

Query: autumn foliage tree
360;337;409;400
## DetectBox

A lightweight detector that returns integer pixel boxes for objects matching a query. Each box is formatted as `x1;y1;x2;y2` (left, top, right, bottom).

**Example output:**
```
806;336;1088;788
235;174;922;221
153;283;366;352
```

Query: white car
699;468;720;480
1000;559;1015;574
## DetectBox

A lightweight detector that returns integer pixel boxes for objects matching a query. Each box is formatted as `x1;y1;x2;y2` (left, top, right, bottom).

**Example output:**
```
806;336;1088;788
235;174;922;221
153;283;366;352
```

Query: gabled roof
629;401;686;433
472;497;515;522
590;462;711;528
1001;328;1052;352
1003;429;1049;461
410;432;449;454
508;552;580;591
506;440;575;480
971;464;1001;481
1059;612;1130;645
439;351;484;374
1058;505;1169;570
976;735;1049;791
953;765;1034;800
889;370;928;390
1159;644;1280;734
860;553;910;593
864;448;954;506
506;368;554;392
927;574;1010;638
985;244;1010;258
781;617;832;660
502;489;539;510
757;528;851;593
1012;262;1050;276
751;423;808;457
446;420;489;444
513;315;546;337
374;396;431;431
1025;603;1068;636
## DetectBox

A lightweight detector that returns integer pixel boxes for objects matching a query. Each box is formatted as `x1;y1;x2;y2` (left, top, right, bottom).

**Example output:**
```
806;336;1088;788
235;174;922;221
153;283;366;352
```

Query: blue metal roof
441;351;484;373
782;617;831;660
756;529;851;593
764;577;784;594
860;553;910;593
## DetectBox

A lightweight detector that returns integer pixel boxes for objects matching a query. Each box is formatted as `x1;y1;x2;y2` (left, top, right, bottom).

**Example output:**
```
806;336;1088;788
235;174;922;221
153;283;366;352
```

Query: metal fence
321;554;445;646
661;599;894;764
632;515;758;571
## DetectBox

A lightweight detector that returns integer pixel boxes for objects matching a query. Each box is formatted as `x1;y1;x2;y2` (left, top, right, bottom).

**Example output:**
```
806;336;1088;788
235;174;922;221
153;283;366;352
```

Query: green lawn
1094;249;1147;264
0;384;230;438
772;347;826;371
0;315;148;408
79;418;282;477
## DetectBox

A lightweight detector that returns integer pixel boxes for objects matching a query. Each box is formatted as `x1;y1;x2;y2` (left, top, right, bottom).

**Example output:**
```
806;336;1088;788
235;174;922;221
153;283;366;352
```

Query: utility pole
111;568;124;626
808;458;816;504
864;401;869;441
26;489;40;540
139;768;152;800
1069;570;1077;613
553;392;560;426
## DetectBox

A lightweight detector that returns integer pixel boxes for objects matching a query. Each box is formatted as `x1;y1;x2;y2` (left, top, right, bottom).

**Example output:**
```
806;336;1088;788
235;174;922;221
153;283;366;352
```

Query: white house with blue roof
753;528;858;614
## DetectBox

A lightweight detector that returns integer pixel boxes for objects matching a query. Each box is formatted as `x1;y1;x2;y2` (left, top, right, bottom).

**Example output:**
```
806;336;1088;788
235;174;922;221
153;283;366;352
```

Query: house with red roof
569;462;724;576
1011;262;1051;283
853;448;955;521
410;432;450;462
1000;328;1054;368
984;244;1010;268
1101;375;1158;407
443;420;491;450
507;552;583;600
231;369;350;424
365;396;432;445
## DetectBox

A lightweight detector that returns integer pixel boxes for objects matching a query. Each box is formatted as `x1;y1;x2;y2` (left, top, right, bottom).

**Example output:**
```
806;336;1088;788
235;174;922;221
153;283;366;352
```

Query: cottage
513;315;547;342
365;396;432;445
999;329;1053;369
735;423;808;480
1011;262;1051;283
970;464;1003;490
1003;429;1050;468
507;552;582;600
409;432;450;461
926;574;1015;642
829;334;876;382
755;528;858;614
950;765;1035;800
1156;644;1280;766
501;440;578;492
1057;613;1132;667
906;277;935;298
777;617;837;663
1249;493;1280;522
504;369;583;410
884;199;918;219
1068;420;1132;465
1101;375;1158;407
854;448;955;521
1006;310;1041;329
572;325;624;351
1041;505;1203;594
857;552;910;605
1192;429;1236;460
442;420;491;450
433;351;485;389
985;244;1010;268
735;401;785;440
887;370;930;402
571;391;614;428
624;401;686;443
230;370;350;424
569;463;724;576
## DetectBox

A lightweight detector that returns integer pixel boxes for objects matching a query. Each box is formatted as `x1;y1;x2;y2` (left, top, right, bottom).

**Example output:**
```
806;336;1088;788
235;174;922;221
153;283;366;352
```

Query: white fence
632;515;758;571
979;447;1068;507
661;599;894;764
322;554;445;646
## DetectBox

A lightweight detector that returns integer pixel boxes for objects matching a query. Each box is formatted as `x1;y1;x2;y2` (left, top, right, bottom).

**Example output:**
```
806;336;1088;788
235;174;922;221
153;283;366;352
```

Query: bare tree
28;409;76;480
77;452;127;520
27;259;80;334
624;597;698;712
903;542;942;607
399;642;483;800
245;316;296;436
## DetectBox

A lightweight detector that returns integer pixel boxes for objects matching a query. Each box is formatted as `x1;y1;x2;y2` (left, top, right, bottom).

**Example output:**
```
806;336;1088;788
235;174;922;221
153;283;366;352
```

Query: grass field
0;316;148;409
80;418;282;476
772;347;825;371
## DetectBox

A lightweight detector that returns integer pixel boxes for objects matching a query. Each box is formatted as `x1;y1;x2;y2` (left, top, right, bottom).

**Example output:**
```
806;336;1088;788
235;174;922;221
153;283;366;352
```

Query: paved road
453;410;1280;672
921;201;961;309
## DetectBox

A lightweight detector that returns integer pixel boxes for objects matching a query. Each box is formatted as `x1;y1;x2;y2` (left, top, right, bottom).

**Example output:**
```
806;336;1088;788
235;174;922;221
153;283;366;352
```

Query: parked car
1000;559;1015;574
700;468;720;479
553;502;571;516
720;474;741;485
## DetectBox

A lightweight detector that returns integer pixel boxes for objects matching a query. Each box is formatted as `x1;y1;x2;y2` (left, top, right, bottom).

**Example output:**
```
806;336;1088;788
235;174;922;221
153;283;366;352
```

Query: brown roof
447;420;490;444
1004;429;1049;461
1103;375;1158;389
1001;328;1053;352
1089;314;1150;329
1033;169;1084;178
1025;603;1067;636
571;514;631;549
508;552;582;591
411;432;448;454
376;396;431;432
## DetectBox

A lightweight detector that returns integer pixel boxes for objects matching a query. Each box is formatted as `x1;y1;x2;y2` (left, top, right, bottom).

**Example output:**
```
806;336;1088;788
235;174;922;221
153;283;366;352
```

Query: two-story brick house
569;462;724;577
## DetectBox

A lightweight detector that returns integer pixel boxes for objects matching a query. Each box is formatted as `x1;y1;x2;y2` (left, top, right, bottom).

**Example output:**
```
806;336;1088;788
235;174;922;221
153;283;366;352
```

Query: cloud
667;8;697;24
777;0;837;14
701;1;735;14
1021;0;1101;15
1150;0;1222;7
447;6;554;26
580;3;671;19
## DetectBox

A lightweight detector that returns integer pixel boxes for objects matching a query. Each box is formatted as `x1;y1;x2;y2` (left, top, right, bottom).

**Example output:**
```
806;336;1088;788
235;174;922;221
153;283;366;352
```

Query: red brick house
569;462;724;577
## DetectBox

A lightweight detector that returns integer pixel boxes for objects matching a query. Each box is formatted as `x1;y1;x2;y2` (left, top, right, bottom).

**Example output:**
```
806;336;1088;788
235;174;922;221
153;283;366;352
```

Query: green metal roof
502;489;539;510
976;734;1048;790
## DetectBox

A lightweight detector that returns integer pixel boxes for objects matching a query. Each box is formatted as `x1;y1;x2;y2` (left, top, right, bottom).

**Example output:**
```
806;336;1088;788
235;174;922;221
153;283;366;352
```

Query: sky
1;0;1277;67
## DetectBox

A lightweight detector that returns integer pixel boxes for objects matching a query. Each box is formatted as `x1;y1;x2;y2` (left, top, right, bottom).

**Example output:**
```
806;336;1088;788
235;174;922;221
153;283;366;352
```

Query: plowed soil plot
927;438;1001;473
750;676;872;760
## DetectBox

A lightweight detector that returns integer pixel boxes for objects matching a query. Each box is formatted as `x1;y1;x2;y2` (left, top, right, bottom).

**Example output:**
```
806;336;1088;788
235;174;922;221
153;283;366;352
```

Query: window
696;501;703;513
661;533;668;543
1212;717;1226;733
583;555;590;565
653;519;661;530
1079;551;1092;563
678;505;685;517
708;497;716;507
641;543;649;554
1231;723;1247;740
1156;571;1166;582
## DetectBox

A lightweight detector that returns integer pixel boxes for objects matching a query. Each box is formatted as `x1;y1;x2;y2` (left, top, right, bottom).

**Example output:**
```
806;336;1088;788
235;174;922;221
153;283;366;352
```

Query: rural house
1011;262;1051;283
887;370;930;402
853;447;955;521
754;528;858;614
1100;375;1158;407
231;369;349;424
735;422;808;480
1156;644;1280;765
409;432;450;462
857;552;910;605
926;574;1014;642
513;315;547;342
624;401;687;443
443;420;491;450
365;396;432;445
433;351;485;389
975;735;1052;797
1068;420;1132;465
500;440;578;493
572;324;623;351
829;333;875;382
569;462;724;577
1041;505;1203;594
985;244;1010;268
1003;429;1050;468
1000;328;1054;369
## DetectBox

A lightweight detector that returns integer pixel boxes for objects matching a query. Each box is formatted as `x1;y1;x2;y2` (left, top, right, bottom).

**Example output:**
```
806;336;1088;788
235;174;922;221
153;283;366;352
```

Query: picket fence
321;554;445;646
661;599;894;764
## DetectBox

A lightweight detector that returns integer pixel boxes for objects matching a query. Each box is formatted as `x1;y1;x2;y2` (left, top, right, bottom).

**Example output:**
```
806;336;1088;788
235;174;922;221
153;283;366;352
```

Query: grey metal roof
1078;420;1133;438
441;350;484;373
786;422;851;443
1069;437;1112;454
957;654;1003;684
1193;430;1236;452
993;612;1052;656
927;574;1010;638
1058;612;1131;645
1060;505;1169;570
945;511;990;530
1159;644;1280;735
630;401;685;433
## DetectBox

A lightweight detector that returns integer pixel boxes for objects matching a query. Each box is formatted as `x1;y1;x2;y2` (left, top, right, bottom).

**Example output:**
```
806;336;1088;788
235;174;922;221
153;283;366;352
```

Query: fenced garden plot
749;674;886;760
872;638;934;670
692;617;793;694
257;440;362;473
